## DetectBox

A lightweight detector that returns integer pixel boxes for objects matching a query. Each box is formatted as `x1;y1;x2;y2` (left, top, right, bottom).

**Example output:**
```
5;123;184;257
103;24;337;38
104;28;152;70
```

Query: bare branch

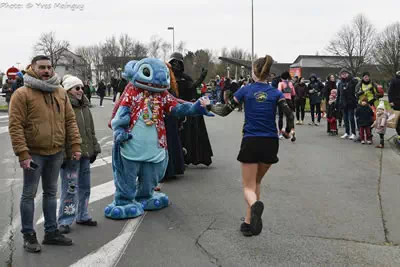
34;31;70;68
374;22;400;77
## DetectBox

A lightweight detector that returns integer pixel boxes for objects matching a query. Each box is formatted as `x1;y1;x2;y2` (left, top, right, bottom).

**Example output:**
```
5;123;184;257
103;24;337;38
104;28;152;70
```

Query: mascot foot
137;192;169;211
104;202;144;220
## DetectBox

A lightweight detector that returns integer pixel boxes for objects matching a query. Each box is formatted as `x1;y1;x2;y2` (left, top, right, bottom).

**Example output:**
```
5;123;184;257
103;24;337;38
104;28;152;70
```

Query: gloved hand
90;154;98;164
193;98;214;117
114;128;133;146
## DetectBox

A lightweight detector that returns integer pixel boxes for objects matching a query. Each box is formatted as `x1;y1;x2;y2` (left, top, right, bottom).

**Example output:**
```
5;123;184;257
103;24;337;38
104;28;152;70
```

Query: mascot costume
105;58;213;219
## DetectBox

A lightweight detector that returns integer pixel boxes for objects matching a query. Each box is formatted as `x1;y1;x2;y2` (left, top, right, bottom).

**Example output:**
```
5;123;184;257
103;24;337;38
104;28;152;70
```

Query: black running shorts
237;137;279;164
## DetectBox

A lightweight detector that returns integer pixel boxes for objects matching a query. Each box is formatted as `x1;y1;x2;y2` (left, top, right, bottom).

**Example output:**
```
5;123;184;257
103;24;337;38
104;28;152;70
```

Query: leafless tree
230;47;251;60
326;14;376;76
176;41;186;54
34;32;71;68
148;35;163;58
374;22;400;77
119;33;135;57
132;41;148;59
161;42;172;61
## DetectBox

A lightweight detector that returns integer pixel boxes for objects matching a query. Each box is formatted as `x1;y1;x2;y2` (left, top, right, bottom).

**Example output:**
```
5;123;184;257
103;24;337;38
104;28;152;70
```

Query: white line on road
0;126;8;135
0;115;8;119
69;215;146;267
36;180;115;225
1;155;113;247
0;119;8;123
98;136;112;145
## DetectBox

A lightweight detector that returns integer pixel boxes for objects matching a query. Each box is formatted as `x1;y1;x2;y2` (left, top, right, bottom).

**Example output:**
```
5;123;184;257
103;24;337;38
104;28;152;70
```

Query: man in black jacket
388;71;400;138
337;68;358;140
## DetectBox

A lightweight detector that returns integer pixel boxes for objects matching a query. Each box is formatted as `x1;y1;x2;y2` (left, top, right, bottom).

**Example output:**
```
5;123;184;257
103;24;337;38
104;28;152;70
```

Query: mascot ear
122;60;138;80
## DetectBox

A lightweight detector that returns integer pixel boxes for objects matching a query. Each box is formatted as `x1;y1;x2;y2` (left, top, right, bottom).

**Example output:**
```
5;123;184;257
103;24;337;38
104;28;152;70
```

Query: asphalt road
0;97;400;266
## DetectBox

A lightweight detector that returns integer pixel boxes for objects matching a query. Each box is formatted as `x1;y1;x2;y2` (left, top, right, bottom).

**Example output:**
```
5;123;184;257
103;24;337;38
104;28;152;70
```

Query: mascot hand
194;98;214;117
114;129;133;146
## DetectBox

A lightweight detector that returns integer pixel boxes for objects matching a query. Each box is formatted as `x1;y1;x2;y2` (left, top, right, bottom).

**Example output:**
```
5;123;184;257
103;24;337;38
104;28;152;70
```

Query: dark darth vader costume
169;52;213;166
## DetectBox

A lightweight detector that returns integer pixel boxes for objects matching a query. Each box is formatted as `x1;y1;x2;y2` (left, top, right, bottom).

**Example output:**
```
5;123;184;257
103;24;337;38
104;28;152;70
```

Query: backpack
282;81;292;94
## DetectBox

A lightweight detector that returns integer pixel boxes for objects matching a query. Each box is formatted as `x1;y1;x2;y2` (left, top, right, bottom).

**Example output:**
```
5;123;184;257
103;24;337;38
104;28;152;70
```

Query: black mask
170;60;184;73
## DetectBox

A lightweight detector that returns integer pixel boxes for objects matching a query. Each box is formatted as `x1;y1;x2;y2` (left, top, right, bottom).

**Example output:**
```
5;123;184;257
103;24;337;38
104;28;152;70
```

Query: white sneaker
349;134;356;140
341;133;349;139
279;133;284;140
296;120;300;125
100;106;105;108
300;120;303;125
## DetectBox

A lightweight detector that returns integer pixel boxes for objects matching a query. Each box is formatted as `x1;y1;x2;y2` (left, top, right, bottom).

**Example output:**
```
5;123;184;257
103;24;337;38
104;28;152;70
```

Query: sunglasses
74;86;84;91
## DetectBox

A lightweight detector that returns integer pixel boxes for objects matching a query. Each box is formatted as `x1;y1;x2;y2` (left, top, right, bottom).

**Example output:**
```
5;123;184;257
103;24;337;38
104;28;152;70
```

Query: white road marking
0;119;8;123
0;115;8;119
104;141;114;148
1;155;113;247
69;215;146;267
36;180;115;225
98;136;112;145
0;126;8;135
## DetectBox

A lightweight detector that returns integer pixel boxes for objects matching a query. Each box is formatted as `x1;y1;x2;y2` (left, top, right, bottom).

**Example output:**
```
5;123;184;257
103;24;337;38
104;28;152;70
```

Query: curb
91;96;114;101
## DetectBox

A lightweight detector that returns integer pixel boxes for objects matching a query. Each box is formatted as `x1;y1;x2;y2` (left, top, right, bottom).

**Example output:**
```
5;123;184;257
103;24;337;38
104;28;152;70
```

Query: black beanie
362;72;370;77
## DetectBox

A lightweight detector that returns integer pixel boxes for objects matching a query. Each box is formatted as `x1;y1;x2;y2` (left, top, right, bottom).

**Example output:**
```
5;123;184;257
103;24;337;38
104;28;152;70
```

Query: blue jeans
21;152;63;234
58;158;92;226
344;107;356;135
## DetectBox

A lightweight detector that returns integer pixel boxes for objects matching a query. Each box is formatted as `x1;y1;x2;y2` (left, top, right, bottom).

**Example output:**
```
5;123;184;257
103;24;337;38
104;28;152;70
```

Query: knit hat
16;72;24;79
339;68;350;75
62;75;83;91
362;72;370;77
377;100;385;111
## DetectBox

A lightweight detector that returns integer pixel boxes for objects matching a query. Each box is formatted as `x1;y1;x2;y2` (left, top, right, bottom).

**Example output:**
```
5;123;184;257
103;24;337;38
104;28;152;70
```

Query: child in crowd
355;96;374;144
372;101;388;148
326;89;338;136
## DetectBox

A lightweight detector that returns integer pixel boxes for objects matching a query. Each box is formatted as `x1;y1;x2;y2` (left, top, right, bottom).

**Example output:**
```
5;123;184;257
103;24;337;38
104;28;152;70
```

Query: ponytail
253;55;273;81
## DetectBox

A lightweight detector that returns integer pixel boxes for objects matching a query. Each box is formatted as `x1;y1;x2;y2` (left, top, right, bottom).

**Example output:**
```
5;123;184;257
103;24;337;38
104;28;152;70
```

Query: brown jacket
9;84;81;161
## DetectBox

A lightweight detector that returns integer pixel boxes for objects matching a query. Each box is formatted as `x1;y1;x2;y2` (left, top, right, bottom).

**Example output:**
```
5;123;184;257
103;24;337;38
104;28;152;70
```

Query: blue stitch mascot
105;58;213;219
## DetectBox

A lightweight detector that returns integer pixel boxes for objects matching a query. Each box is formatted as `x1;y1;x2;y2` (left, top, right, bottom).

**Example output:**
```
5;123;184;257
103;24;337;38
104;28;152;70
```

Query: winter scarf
23;66;61;93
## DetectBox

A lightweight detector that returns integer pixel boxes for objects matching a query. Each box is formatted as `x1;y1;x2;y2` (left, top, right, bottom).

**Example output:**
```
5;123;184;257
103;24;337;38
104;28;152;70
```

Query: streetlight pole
251;0;254;61
167;27;175;52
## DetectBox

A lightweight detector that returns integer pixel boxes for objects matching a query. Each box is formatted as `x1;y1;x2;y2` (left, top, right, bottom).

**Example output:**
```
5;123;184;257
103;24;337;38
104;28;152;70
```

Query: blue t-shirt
234;82;285;138
120;105;166;163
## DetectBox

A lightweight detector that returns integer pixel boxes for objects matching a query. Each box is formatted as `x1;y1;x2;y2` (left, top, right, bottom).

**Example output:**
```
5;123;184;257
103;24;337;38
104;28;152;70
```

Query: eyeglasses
74;86;83;91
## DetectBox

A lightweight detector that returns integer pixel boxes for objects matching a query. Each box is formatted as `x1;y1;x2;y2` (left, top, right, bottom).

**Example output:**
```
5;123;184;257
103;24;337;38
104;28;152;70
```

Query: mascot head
122;58;170;93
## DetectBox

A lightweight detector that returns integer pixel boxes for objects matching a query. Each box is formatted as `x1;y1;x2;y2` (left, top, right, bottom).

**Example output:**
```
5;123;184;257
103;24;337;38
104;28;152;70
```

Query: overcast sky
0;0;399;72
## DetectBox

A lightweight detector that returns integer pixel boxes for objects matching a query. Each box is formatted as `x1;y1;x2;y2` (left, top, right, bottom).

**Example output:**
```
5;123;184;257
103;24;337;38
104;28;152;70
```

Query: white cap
62;75;83;91
377;100;385;111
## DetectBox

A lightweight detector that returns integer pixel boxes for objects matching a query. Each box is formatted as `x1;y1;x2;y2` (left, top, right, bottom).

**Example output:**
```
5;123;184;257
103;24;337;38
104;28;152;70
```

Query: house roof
218;57;291;75
291;55;358;68
57;49;87;66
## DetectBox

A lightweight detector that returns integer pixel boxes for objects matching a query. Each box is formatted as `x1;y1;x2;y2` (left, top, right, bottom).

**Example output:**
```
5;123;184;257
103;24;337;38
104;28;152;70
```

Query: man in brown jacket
8;55;82;253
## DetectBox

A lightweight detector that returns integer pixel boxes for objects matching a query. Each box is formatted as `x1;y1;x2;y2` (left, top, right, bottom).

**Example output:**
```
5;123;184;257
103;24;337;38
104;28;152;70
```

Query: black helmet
169;52;184;63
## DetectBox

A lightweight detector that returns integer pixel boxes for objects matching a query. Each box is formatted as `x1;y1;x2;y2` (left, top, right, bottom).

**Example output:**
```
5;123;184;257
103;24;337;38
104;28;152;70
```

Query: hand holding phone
30;161;39;170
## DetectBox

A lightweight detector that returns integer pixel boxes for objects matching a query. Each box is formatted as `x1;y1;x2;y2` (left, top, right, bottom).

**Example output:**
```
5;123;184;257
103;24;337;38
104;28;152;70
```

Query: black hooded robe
176;72;213;166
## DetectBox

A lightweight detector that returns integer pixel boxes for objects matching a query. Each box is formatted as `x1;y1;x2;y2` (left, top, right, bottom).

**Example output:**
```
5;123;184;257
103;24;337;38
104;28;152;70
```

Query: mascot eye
143;68;151;77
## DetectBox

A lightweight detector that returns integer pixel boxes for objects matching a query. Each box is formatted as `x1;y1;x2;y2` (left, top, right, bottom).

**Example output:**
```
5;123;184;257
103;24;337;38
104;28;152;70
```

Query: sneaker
290;131;296;142
300;120;303;125
349;134;356;140
296;120;300;125
361;140;365;144
376;144;384;148
240;222;253;237
23;233;41;253
341;133;349;139
367;140;372;145
250;201;264;236
42;230;73;246
58;225;71;234
308;122;315;126
100;106;105;108
315;122;320;126
278;133;284;140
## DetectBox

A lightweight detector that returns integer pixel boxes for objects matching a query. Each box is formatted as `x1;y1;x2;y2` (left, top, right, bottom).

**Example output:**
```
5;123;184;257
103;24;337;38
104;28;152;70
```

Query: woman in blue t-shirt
207;55;295;237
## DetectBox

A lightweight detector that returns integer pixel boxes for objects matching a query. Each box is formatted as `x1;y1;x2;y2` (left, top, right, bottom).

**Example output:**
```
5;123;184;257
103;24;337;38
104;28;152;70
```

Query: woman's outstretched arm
209;97;240;117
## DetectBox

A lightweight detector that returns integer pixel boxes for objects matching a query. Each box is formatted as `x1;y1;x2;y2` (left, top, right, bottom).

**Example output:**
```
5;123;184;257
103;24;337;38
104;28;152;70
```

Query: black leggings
310;103;321;123
379;134;385;146
100;96;104;106
295;99;306;121
278;100;294;130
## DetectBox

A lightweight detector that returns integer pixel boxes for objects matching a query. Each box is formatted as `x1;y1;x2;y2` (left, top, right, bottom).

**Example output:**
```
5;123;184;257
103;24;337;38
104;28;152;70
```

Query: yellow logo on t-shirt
254;91;268;103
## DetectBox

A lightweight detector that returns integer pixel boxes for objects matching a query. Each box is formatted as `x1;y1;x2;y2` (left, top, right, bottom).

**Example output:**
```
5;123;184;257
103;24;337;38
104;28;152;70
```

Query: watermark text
0;2;85;11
